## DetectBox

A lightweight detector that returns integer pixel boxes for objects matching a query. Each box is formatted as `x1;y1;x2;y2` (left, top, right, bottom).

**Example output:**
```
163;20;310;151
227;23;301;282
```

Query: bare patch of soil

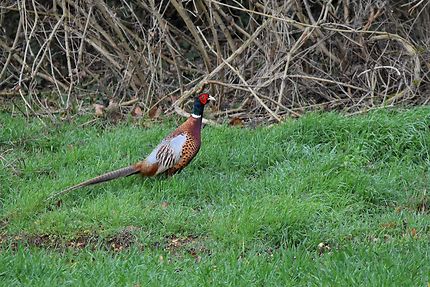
0;228;210;258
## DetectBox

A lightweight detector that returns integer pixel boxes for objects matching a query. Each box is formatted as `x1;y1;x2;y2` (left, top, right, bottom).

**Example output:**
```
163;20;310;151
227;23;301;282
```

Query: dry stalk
0;0;428;122
170;0;211;71
199;23;282;122
173;18;273;108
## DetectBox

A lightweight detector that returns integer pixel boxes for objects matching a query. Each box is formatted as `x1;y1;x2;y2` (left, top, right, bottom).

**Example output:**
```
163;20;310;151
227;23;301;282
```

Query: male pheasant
48;93;215;200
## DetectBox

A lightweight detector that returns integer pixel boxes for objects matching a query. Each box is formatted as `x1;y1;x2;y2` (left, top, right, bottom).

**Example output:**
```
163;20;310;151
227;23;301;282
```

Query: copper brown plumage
47;93;215;201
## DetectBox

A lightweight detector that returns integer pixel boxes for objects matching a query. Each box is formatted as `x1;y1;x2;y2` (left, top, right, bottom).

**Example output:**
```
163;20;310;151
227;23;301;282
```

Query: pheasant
47;93;215;201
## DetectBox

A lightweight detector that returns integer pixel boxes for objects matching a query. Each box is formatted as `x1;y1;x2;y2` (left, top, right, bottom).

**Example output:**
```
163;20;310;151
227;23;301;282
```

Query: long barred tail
46;165;140;202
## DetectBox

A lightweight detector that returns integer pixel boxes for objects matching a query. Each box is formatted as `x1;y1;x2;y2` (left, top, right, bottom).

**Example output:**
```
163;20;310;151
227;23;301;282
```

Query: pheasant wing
144;133;187;175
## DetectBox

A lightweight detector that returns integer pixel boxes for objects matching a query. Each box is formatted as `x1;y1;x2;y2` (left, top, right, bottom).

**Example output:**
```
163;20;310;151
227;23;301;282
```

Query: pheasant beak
208;96;216;102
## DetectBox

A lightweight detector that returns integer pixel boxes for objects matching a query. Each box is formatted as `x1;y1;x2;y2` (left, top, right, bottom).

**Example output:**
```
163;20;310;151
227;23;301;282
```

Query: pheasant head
192;93;216;117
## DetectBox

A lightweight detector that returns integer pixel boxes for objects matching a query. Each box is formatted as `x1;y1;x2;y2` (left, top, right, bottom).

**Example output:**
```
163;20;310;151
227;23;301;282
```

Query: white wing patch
144;133;187;175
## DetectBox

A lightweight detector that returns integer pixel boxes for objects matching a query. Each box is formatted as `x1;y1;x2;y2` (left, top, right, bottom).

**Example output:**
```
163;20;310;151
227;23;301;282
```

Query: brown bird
47;93;215;201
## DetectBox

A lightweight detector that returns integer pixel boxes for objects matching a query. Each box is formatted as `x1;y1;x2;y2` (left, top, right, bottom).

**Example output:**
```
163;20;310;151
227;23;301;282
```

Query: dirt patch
107;227;138;252
66;233;99;249
163;235;210;262
165;235;197;251
27;234;61;248
3;232;99;251
0;228;209;257
1;229;126;252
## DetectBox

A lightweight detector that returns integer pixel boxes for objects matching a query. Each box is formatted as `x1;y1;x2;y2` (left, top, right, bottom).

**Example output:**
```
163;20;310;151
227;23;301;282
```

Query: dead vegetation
0;229;209;258
0;0;429;124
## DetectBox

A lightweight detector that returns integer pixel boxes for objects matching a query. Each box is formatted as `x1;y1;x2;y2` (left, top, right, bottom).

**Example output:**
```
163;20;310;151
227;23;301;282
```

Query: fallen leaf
131;106;143;117
148;106;161;119
229;117;244;126
93;104;105;116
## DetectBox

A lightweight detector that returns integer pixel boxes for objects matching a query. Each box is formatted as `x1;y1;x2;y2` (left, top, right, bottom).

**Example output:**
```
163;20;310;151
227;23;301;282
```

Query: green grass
1;108;429;286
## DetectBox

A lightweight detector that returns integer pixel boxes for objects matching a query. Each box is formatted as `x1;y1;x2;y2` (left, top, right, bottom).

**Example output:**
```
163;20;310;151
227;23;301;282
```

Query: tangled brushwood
0;1;429;123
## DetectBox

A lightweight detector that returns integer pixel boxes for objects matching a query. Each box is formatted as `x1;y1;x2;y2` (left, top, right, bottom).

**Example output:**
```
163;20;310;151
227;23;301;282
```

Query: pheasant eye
199;93;209;104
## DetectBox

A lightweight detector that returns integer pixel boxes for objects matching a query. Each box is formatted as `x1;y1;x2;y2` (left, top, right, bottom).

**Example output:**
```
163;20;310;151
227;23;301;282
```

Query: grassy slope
0;108;429;286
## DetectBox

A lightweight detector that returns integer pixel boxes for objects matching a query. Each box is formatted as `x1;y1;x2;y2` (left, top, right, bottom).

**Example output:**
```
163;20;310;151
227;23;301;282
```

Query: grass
0;108;429;286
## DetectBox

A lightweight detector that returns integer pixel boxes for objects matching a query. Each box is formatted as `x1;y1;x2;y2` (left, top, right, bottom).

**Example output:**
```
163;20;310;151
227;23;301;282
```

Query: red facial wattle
199;93;209;105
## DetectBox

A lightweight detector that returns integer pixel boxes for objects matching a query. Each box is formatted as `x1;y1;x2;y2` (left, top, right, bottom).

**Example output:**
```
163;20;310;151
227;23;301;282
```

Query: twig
369;34;421;84
0;13;22;82
287;74;369;93
61;0;74;109
119;98;139;107
358;66;401;77
277;27;313;113
203;0;236;52
173;18;273;108
200;31;282;122
76;5;93;80
31;14;65;79
170;0;211;71
210;0;316;29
